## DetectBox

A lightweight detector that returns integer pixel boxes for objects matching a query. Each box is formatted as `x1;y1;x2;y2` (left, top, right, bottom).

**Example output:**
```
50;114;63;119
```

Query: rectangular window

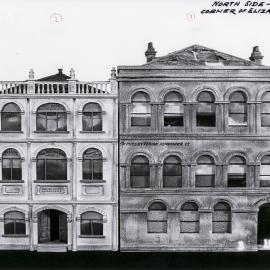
180;212;199;233
196;104;216;127
212;211;231;233
228;103;247;126
147;211;167;233
131;103;151;127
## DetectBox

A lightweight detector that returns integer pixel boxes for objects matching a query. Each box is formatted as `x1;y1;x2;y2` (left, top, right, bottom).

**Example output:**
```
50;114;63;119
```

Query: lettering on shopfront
36;186;68;195
121;141;191;146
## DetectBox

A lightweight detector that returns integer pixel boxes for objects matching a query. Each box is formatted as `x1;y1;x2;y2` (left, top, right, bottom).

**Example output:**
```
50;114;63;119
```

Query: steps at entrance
37;244;68;252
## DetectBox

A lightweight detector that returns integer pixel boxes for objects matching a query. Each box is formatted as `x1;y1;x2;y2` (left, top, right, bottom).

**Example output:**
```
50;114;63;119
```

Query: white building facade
0;68;118;252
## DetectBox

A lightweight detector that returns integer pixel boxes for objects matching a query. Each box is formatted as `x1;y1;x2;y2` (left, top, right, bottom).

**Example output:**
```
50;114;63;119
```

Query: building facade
0;68;118;252
118;43;270;252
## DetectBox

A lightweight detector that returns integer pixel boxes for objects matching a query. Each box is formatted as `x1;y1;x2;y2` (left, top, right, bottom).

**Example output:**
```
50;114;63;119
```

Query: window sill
228;125;248;127
34;180;70;183
0;131;23;133
34;131;69;134
2;234;28;238
0;180;24;183
80;180;106;183
80;131;105;134
79;235;105;238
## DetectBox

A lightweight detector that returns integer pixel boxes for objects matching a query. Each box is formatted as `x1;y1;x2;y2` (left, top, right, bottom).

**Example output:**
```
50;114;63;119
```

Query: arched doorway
258;203;270;245
38;209;67;244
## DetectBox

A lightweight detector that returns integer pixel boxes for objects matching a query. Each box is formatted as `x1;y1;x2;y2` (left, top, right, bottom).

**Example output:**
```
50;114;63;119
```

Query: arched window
147;202;167;233
163;155;182;187
261;92;270;127
195;155;215;187
36;149;67;181
80;211;103;236
212;202;231;233
36;103;67;132
180;202;199;233
82;103;102;131
260;155;270;187
196;91;216;127
164;91;184;127
130;155;150;188
4;211;26;235
82;148;103;180
1;103;21;131
2;148;22;181
131;91;151;126
228;91;247;126
228;156;246;187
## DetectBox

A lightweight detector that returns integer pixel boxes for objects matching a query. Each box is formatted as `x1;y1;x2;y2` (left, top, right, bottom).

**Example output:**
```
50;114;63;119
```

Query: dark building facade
118;43;270;252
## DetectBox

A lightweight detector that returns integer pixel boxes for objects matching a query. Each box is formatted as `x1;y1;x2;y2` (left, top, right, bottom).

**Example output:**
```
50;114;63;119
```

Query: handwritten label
121;141;191;146
201;1;270;15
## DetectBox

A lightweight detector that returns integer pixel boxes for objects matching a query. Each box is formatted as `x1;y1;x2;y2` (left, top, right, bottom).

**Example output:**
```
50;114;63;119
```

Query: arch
0;101;24;112
210;199;235;210
126;150;155;164
223;151;249;165
79;100;105;112
191;151;220;164
256;87;270;102
224;86;250;101
181;201;199;211
158;151;186;164
0;145;25;159
0;207;28;219
256;151;270;163
78;144;107;160
32;144;71;159
1;102;22;132
177;199;203;210
144;199;170;211
33;100;70;112
159;87;186;102
33;205;72;222
192;86;220;102
76;207;107;222
128;87;156;103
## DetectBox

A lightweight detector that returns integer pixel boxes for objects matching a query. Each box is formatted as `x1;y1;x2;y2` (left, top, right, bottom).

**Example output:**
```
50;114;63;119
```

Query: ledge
0;180;24;183
79;235;105;238
34;180;70;183
80;180;106;183
34;131;69;134
79;131;105;134
0;131;23;133
2;234;28;238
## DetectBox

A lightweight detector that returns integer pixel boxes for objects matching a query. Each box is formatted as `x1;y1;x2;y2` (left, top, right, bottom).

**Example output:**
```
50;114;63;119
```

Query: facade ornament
145;42;157;63
29;68;35;80
70;68;76;80
111;67;116;79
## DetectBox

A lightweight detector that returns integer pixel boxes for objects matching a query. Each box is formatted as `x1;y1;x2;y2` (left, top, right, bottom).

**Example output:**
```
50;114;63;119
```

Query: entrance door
258;203;270;245
38;209;67;244
38;210;50;243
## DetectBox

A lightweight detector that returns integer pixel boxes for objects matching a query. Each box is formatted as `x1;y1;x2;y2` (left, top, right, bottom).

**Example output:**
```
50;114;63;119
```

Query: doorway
258;203;270;245
38;209;67;244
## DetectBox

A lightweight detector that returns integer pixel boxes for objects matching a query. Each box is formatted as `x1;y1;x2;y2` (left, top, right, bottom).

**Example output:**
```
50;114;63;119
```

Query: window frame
163;155;182;188
180;202;200;233
2;148;22;181
80;211;104;237
4;211;26;236
227;156;246;188
147;202;167;234
1;103;22;132
195;155;215;187
82;103;102;132
212;202;232;234
130;155;150;188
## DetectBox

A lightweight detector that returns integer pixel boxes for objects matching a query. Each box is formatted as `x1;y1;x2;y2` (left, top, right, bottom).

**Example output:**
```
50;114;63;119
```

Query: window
260;155;270;187
227;156;246;187
147;202;167;233
80;211;103;236
196;91;216;127
130;156;150;188
163;155;182;187
180;202;199;233
195;155;215;187
82;103;102;131
1;103;21;131
164;91;184;127
36;103;67;132
261;92;270;127
131;91;151;126
212;202;231;233
83;148;103;180
228;91;247;126
36;149;67;181
4;211;26;235
2;149;22;181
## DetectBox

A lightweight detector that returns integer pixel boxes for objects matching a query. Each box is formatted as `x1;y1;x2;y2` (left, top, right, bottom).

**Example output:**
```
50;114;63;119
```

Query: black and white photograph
0;0;270;269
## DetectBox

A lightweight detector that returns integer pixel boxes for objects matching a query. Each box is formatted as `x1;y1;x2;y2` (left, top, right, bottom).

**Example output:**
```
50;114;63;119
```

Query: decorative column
223;102;229;133
248;102;256;134
189;163;196;188
216;102;223;134
183;103;191;134
72;204;77;251
254;163;261;187
215;164;223;187
110;67;117;95
150;163;157;188
156;163;163;189
248;162;256;188
68;68;77;94
27;69;35;94
29;205;34;251
221;165;228;187
182;163;189;188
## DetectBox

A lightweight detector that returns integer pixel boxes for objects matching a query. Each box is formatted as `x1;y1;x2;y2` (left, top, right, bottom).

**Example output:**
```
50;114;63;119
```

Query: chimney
249;46;263;64
58;68;63;74
145;42;157;63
